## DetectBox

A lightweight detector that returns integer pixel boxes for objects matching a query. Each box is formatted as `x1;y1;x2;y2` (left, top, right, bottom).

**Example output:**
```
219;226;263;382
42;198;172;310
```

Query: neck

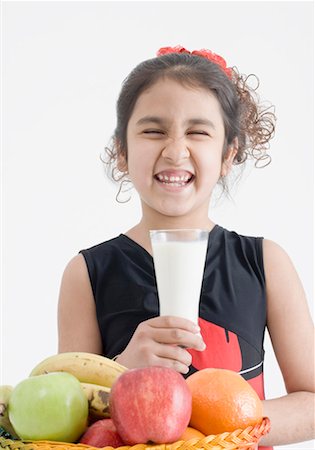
141;200;215;230
124;208;215;255
140;215;214;232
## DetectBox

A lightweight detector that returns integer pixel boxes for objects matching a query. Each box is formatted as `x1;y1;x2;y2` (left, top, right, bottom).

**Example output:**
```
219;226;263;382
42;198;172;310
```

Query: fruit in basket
186;368;263;435
179;426;205;440
109;366;192;445
0;385;19;439
29;352;127;388
8;372;88;442
79;418;124;448
80;382;111;419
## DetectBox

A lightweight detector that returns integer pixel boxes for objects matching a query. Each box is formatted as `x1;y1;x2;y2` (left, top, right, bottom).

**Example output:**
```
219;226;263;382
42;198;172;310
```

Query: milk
150;230;209;325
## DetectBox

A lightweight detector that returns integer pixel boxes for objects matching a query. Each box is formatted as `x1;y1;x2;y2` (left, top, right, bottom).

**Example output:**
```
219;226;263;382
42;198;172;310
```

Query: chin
157;206;194;218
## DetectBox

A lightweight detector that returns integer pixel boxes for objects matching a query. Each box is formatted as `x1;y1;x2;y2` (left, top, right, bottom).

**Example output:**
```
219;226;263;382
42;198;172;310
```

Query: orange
186;368;263;435
179;427;206;441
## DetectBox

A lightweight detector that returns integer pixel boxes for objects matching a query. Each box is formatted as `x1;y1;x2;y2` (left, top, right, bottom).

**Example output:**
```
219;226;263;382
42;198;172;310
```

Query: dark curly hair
104;52;276;186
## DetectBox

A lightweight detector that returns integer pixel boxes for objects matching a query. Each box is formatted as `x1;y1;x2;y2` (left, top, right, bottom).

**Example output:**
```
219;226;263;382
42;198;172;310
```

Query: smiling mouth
154;172;195;187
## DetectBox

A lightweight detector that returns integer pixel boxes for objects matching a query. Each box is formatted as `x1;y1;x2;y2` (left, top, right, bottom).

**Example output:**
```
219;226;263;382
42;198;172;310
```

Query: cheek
127;152;153;188
127;140;159;172
197;150;223;176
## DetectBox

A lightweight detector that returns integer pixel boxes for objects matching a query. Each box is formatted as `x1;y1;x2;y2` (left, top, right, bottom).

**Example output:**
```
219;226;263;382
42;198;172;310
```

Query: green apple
8;372;88;442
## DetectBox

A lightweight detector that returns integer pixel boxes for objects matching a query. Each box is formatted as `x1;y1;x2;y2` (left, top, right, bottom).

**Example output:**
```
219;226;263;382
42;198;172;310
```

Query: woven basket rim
0;417;270;450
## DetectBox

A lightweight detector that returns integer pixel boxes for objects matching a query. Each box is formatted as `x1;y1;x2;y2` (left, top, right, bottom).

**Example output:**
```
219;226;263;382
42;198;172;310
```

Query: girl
57;46;314;448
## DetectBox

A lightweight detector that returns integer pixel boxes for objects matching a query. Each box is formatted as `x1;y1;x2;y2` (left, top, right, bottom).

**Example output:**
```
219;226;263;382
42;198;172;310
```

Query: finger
153;355;190;375
155;343;193;367
152;327;206;351
147;315;200;333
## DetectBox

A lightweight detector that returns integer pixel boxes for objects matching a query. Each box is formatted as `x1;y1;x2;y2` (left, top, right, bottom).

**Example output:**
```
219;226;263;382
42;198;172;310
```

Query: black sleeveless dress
80;225;272;450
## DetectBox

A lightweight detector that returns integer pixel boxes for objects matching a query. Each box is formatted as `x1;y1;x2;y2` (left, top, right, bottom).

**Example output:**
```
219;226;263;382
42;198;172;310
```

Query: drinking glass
149;229;209;326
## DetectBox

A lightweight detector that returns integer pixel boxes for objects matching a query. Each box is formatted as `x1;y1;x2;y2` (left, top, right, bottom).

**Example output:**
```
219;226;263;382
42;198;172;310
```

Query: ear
117;153;128;173
115;138;128;173
221;138;238;177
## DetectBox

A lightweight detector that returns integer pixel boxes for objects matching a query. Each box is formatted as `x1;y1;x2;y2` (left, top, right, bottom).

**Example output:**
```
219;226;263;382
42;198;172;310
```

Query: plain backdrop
1;2;314;449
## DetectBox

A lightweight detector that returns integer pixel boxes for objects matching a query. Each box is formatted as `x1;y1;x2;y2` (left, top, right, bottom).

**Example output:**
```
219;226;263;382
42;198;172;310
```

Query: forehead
129;78;224;127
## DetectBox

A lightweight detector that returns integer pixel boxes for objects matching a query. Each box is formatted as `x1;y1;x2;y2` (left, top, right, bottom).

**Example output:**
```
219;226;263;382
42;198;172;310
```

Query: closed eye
187;131;210;136
143;129;165;135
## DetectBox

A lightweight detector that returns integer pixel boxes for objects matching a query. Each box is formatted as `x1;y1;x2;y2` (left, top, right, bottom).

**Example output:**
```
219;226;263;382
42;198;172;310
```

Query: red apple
79;418;124;448
109;366;192;445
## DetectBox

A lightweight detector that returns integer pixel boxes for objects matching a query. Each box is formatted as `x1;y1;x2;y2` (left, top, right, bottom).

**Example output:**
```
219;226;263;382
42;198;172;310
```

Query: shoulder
261;239;308;318
60;254;91;291
217;225;263;243
263;238;290;258
262;238;298;281
209;226;265;283
80;235;124;255
61;236;123;288
217;232;295;270
79;235;127;271
215;225;263;259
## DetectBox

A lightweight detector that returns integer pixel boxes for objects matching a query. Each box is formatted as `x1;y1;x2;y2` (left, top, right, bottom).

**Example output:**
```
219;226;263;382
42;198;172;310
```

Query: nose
161;136;190;163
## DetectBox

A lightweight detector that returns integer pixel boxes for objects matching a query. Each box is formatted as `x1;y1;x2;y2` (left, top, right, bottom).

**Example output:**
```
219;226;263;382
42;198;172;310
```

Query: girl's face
124;78;235;225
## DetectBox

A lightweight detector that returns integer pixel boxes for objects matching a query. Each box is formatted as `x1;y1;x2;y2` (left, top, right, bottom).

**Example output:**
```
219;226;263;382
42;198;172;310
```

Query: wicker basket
0;417;270;450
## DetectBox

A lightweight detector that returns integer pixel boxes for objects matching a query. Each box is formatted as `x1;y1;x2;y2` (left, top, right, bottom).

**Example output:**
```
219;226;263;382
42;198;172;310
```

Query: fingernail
200;342;206;351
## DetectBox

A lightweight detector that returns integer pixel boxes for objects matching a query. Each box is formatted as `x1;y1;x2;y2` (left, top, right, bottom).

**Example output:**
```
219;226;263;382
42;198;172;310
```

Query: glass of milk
149;229;209;326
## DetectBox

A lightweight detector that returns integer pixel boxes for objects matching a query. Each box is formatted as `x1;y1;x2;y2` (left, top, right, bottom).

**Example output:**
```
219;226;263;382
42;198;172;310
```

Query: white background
1;2;314;449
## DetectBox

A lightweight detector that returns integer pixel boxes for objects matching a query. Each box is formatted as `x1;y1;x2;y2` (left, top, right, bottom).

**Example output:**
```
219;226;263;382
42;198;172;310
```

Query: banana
0;385;19;439
80;382;111;419
29;352;127;388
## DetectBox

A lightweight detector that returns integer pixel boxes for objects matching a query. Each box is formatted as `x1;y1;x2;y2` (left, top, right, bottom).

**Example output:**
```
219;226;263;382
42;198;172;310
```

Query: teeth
156;174;191;183
162;182;186;186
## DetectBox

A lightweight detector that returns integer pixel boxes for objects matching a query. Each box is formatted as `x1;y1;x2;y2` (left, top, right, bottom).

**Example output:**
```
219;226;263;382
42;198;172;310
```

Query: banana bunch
80;382;111;420
30;352;128;420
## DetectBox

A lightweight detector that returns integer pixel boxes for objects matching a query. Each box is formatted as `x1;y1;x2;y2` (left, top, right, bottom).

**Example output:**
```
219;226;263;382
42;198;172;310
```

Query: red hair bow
156;45;232;79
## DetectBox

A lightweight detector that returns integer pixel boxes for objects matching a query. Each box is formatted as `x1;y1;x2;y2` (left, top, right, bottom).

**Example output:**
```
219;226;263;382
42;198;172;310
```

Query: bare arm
259;239;315;446
58;254;103;354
